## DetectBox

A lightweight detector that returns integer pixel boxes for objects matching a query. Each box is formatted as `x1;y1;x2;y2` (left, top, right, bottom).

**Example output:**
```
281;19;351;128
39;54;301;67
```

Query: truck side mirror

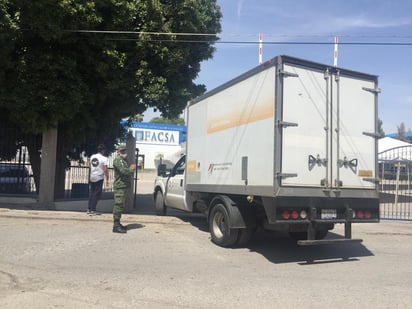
157;164;168;177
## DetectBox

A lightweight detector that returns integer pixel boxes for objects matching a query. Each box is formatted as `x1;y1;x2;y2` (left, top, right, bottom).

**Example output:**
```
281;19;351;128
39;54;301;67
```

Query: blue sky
147;0;412;134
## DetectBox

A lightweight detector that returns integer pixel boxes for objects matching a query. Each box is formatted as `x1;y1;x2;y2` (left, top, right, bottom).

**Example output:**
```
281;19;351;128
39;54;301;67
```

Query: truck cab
153;155;189;215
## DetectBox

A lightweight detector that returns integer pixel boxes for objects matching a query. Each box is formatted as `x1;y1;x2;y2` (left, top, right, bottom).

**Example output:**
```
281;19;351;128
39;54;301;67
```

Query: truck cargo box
186;55;379;199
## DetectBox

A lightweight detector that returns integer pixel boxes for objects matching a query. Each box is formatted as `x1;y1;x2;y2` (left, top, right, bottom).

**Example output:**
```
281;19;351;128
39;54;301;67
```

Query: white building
126;122;186;170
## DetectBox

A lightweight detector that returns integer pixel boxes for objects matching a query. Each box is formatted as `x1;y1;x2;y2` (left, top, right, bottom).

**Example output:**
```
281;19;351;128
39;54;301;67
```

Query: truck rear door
280;62;378;190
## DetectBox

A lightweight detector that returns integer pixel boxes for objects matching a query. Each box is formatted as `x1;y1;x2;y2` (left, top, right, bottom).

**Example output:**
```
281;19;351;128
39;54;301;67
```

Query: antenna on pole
334;35;339;67
259;32;263;64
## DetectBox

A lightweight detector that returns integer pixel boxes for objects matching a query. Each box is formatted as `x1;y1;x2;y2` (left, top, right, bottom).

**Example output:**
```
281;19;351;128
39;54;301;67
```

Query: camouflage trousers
113;188;130;221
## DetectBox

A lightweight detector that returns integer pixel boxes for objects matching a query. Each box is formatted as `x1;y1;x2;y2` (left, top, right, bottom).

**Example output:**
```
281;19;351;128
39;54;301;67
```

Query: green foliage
396;122;410;142
0;0;221;197
0;0;221;140
150;117;185;125
378;118;385;137
129;113;144;122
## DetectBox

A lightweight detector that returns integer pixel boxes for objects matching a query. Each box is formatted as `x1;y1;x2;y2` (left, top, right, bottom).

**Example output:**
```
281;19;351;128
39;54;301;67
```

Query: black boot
113;220;127;233
120;223;127;229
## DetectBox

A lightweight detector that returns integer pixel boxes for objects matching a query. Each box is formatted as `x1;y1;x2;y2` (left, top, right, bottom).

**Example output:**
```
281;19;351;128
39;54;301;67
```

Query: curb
0;208;199;225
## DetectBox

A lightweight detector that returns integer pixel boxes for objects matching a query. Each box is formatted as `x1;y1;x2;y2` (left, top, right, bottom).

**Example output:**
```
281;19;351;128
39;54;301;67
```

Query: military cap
117;145;127;151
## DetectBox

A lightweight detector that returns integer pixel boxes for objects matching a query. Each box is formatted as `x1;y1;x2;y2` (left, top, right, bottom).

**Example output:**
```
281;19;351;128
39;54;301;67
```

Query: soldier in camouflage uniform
112;145;136;233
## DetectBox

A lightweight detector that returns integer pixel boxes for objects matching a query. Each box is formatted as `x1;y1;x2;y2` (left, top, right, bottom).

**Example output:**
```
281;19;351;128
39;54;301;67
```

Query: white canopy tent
378;137;410;156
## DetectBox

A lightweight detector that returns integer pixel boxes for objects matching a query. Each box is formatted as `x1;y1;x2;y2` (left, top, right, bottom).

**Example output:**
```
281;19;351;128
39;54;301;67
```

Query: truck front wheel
209;204;239;247
154;191;167;216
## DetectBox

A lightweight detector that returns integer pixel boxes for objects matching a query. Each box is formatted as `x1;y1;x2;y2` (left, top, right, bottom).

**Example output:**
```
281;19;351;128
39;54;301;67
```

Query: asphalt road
1;207;412;308
1;172;412;308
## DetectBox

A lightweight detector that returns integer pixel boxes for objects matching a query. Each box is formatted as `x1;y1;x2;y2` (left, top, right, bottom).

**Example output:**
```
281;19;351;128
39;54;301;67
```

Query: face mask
120;153;127;158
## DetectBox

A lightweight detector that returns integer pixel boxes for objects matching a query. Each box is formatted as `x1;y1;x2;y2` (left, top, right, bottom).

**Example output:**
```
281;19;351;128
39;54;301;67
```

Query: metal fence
64;164;115;199
379;145;412;220
0;159;119;199
0;144;37;195
0;134;118;198
1;128;412;221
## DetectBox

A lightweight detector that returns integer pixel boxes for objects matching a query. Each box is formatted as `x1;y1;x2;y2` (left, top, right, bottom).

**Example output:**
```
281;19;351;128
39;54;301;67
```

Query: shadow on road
243;230;374;265
126;223;145;231
164;212;373;265
158;211;375;265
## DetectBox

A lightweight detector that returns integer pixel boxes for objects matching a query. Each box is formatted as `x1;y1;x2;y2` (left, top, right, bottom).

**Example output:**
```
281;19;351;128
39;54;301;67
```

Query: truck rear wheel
154;191;167;216
209;204;239;247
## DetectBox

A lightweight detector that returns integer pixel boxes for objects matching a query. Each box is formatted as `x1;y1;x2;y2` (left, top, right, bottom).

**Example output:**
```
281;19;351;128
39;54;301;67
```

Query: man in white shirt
88;144;109;215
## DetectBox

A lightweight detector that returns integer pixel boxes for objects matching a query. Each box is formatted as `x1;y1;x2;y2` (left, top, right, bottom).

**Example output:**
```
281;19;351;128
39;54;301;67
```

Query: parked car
0;163;31;193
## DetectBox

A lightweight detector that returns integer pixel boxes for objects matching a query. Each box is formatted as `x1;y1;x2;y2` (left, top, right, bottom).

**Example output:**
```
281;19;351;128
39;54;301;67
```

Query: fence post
125;133;136;213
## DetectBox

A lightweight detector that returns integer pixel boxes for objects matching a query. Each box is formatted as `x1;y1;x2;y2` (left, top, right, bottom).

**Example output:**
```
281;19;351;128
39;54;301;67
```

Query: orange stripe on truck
207;101;274;134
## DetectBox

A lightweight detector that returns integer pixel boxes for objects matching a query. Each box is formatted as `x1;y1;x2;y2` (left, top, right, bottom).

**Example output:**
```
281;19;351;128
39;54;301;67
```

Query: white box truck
153;55;380;247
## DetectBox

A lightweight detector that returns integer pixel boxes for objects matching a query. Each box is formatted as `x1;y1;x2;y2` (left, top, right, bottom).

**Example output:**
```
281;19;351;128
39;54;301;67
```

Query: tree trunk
54;131;70;199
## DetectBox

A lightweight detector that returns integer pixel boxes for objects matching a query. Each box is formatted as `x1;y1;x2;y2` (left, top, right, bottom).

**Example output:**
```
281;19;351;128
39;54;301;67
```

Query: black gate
0;128;36;195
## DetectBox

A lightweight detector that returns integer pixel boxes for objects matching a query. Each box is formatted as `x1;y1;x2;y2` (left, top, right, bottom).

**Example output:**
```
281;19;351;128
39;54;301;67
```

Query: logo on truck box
208;163;232;175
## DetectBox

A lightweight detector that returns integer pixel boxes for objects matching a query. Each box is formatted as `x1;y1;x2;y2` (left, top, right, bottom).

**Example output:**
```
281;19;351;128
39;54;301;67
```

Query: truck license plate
321;209;337;219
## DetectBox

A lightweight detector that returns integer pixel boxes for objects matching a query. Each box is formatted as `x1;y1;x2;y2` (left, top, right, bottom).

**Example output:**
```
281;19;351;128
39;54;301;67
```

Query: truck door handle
308;154;327;171
180;179;183;187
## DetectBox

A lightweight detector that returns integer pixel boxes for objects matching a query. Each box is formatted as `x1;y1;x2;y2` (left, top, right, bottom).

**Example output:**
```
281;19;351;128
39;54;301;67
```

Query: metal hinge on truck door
277;172;298;179
278;70;299;78
362;131;381;139
362;87;381;94
278;120;298;128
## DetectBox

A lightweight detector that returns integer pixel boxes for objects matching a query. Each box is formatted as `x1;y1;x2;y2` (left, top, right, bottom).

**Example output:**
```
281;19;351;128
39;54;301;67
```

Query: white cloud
237;0;245;19
332;16;412;30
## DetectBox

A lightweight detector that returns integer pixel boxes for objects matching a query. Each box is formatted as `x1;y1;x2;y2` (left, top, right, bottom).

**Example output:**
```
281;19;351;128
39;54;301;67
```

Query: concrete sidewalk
0;171;200;224
0;194;200;226
0;207;194;226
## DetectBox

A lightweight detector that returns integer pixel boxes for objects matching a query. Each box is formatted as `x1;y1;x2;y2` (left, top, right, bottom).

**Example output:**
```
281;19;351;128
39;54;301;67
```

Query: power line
65;29;218;36
66;29;412;45
66;29;412;39
105;38;412;46
214;41;412;46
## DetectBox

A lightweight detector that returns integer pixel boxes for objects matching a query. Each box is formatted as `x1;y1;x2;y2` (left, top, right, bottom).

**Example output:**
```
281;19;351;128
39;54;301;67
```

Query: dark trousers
88;179;103;211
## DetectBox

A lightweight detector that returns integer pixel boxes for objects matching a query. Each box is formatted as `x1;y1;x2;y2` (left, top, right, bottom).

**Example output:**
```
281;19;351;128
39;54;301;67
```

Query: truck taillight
279;209;307;220
281;210;290;220
354;210;373;219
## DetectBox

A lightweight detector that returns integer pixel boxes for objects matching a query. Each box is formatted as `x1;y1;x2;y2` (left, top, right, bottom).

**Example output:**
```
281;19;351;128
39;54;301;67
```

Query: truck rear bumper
262;196;380;225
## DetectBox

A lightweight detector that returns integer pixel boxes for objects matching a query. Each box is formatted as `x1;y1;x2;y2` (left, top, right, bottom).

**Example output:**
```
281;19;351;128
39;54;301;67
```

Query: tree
378;118;385;138
0;0;221;197
129;114;144;122
396;122;410;142
150;117;185;125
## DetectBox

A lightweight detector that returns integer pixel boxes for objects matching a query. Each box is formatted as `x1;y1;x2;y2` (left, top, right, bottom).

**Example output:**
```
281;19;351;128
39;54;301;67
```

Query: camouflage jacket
113;155;134;189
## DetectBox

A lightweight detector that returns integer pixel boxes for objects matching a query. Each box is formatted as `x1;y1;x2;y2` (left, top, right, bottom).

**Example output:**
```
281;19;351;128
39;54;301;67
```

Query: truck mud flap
209;195;256;229
297;238;363;246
